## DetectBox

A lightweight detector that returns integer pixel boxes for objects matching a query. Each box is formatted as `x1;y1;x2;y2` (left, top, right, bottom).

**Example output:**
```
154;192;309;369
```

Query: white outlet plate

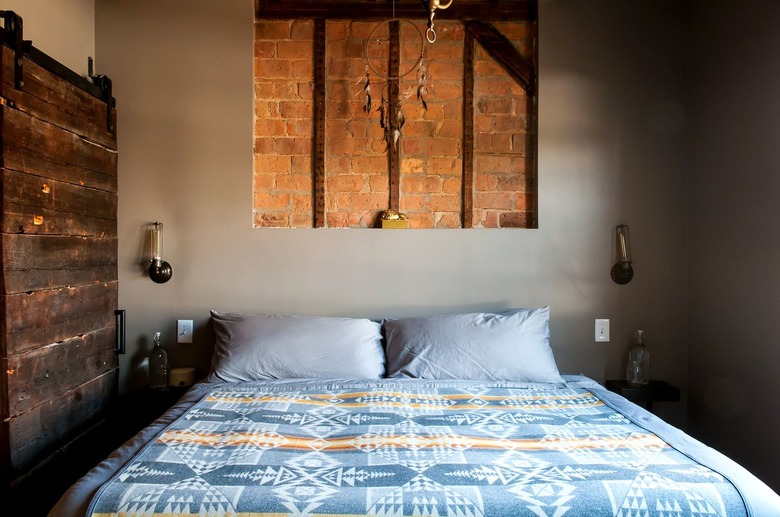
595;319;610;342
177;319;193;343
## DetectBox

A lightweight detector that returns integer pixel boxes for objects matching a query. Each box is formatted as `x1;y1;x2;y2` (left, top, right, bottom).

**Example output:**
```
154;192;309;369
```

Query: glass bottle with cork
626;329;650;387
149;331;169;390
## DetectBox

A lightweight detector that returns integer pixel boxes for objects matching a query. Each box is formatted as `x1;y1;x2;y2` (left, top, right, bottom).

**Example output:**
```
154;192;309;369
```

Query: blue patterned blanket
88;380;749;516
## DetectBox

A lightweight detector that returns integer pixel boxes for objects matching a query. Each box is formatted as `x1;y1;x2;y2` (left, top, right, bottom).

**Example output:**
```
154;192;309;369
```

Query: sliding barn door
0;13;119;487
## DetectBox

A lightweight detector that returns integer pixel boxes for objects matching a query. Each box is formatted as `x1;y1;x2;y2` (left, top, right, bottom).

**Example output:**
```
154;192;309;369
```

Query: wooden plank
0;234;117;293
388;20;400;212
1;168;116;229
462;28;475;228
0;355;9;486
0;264;117;296
1;198;116;238
0;47;117;150
0;105;117;193
6;328;117;417
313;18;326;228
1;234;117;270
467;21;535;95
2;281;118;355
7;369;117;475
256;0;537;21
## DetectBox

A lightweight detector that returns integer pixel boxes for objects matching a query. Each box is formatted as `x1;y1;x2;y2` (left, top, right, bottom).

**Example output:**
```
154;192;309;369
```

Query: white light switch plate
595;319;610;342
177;319;193;343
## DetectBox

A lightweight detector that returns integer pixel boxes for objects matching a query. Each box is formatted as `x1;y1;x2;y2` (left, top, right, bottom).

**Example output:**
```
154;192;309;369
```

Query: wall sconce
610;224;633;285
148;222;173;284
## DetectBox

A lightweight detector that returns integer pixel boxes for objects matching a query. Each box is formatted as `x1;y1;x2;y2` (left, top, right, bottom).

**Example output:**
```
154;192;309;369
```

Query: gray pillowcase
384;307;563;382
208;311;386;382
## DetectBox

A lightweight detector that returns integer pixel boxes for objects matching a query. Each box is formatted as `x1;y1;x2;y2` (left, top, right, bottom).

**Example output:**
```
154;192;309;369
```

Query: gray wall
92;0;689;429
16;0;689;425
688;0;780;492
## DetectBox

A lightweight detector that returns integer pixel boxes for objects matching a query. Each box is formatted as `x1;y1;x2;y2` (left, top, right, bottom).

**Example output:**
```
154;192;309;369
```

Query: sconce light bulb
611;224;634;285
148;221;172;283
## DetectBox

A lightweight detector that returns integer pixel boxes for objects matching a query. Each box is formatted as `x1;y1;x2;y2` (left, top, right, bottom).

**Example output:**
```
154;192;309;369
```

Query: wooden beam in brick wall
388;20;400;212
313;18;326;227
466;21;535;95
462;27;475;228
526;92;538;228
256;0;537;21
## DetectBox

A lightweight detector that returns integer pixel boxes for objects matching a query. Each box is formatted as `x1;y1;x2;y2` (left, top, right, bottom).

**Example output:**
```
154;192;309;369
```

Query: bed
49;309;780;516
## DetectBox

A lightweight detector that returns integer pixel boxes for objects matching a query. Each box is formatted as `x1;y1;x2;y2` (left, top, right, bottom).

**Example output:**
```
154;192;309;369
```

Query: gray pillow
384;307;563;382
208;311;385;382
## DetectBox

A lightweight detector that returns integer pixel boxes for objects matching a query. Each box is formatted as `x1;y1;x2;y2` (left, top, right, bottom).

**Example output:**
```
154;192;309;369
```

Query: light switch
595;319;610;342
177;320;193;343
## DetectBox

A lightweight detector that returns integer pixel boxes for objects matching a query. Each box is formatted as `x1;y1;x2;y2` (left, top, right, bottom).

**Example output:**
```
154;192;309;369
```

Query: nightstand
111;386;188;442
605;380;680;412
13;386;189;515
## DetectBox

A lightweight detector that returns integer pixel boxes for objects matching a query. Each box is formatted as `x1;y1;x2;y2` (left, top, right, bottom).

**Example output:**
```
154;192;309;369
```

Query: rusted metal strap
313;18;326;227
462;27;475;228
388;20;401;212
0;11;29;90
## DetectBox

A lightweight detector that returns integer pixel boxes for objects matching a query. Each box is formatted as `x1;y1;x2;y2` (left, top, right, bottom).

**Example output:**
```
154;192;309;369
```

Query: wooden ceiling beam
255;0;537;22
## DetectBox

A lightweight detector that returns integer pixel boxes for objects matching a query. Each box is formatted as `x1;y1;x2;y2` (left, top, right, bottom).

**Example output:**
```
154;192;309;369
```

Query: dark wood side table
13;386;189;515
605;380;680;412
111;386;189;442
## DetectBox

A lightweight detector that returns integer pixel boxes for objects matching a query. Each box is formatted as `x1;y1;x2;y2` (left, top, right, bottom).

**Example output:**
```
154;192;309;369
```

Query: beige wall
3;0;94;76
688;0;780;491
90;0;689;426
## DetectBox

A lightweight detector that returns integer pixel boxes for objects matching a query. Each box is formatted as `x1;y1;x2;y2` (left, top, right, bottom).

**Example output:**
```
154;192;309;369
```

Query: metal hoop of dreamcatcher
357;19;429;150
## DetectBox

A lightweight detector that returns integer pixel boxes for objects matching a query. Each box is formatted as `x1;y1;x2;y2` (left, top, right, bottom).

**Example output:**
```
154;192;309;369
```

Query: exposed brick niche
253;18;536;228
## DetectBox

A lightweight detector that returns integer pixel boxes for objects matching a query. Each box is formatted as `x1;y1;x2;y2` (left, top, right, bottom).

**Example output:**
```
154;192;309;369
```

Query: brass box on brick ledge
382;219;410;229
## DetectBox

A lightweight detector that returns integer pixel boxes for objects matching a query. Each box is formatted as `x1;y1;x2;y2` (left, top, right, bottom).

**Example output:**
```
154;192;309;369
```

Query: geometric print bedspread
88;381;748;516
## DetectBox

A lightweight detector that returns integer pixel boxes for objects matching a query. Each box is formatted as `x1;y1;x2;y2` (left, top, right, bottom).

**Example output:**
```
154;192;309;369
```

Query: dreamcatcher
357;0;452;150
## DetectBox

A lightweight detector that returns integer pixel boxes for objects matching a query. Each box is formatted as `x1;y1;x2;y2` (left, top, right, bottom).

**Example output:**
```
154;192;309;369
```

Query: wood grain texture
7;370;117;475
0;234;117;293
2;281;118;356
0;35;119;487
0;47;117;150
1;105;117;193
1;168;116;232
5;328;117;417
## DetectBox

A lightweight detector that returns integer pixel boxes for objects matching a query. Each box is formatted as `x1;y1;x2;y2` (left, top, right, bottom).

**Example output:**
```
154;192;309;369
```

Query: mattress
49;376;780;516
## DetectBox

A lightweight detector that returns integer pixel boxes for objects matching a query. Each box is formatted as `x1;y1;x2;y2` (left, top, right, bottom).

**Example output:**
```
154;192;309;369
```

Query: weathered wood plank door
0;15;119;487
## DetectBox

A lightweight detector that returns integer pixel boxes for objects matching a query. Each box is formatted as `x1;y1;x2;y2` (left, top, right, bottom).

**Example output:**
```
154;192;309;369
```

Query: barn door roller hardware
0;12;116;133
0;10;32;90
88;57;115;133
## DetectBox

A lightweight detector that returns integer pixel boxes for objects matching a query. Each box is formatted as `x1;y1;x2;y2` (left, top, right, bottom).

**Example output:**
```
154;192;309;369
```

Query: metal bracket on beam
88;56;116;134
0;11;32;90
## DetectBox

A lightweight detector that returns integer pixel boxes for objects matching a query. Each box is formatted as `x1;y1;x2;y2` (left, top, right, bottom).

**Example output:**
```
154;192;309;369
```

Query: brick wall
399;21;464;229
472;21;536;228
325;21;389;228
253;20;314;228
253;18;535;229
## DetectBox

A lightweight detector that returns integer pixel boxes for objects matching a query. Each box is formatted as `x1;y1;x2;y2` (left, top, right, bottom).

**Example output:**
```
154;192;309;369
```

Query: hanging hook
424;0;453;43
